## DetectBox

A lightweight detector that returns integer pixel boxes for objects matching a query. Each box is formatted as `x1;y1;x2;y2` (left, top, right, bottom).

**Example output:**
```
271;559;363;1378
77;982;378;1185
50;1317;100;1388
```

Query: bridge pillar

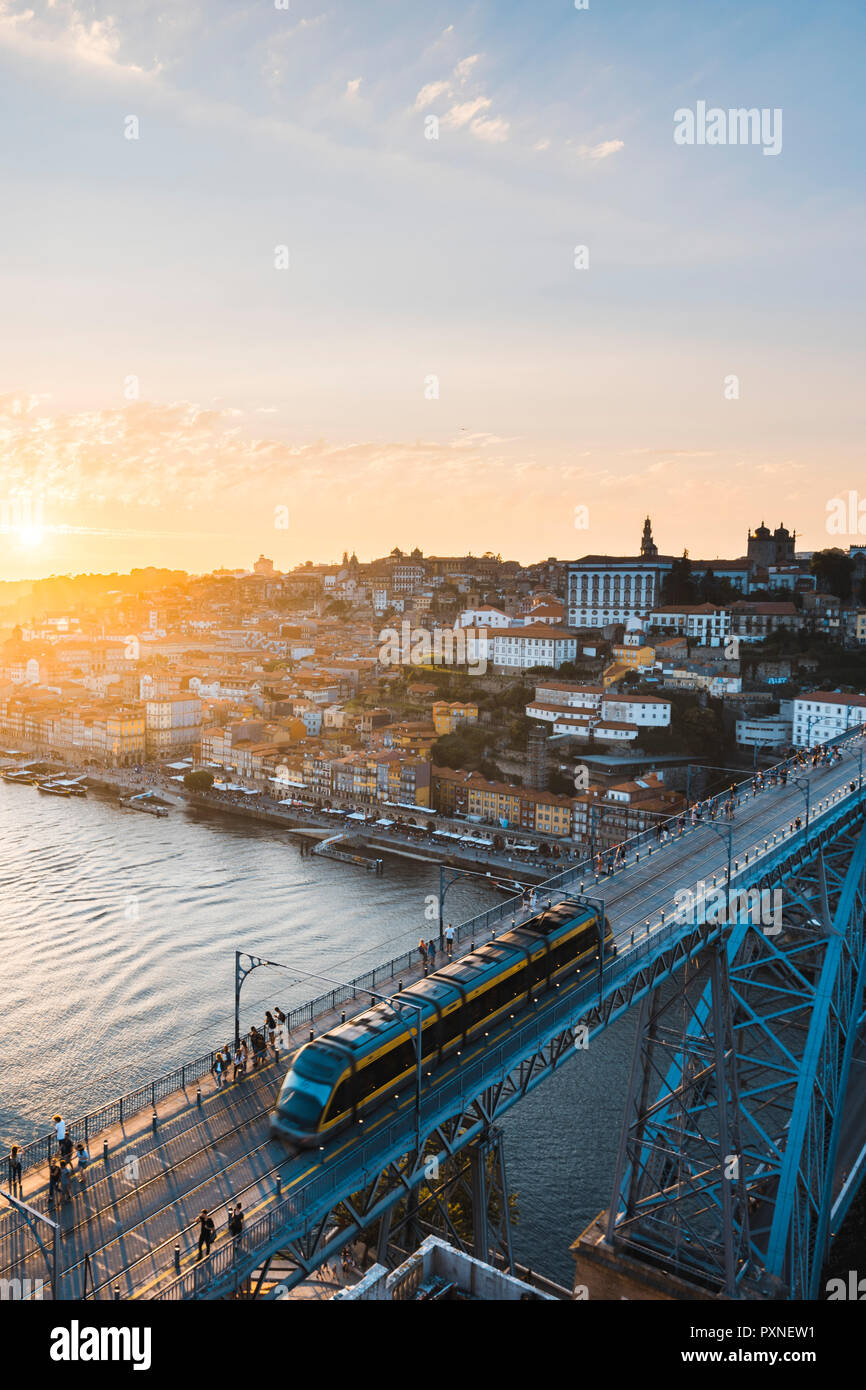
605;811;866;1300
470;1140;489;1264
606;937;753;1297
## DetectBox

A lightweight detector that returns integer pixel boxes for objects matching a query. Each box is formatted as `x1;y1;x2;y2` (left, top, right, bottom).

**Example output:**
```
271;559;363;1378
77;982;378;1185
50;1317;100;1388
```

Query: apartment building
730;602;800;642
491;626;579;672
649;604;731;647
530;682;604;713
572;775;685;852
432;700;479;736
144;694;202;758
599;694;671;728
792;692;866;747
430;766;578;837
0;693;145;764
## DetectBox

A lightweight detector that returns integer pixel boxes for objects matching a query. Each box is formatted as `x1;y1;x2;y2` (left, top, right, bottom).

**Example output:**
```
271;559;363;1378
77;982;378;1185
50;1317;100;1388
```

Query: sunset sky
0;0;863;580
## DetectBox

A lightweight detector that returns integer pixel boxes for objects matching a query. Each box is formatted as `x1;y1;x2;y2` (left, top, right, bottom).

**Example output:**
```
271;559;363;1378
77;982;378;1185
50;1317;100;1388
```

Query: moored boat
38;781;72;796
38;778;88;797
119;791;170;817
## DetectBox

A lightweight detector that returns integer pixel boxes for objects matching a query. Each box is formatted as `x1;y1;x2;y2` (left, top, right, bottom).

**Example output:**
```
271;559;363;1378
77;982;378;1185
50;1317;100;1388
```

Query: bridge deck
2;747;863;1298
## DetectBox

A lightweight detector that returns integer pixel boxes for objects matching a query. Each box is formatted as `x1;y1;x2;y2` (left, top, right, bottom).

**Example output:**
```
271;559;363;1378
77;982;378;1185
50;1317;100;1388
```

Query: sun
15;525;45;548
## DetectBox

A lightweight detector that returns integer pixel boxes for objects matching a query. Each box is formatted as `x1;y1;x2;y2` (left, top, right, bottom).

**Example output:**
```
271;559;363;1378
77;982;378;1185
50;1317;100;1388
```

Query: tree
661;554;697;606
184;769;215;791
810;548;854;601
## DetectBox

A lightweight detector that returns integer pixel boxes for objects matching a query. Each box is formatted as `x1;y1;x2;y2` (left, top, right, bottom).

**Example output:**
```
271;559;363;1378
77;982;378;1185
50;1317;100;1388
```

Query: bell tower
640;517;658;559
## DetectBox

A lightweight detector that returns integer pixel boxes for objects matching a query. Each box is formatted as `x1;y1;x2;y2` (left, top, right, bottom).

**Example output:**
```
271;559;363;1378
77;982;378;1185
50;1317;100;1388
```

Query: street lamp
705;818;735;898
787;772;812;832
437;863;526;948
235;950;287;1050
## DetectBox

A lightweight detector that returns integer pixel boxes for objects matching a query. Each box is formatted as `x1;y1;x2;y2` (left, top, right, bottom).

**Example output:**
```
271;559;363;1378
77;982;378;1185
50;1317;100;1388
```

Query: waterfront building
144;694;202;758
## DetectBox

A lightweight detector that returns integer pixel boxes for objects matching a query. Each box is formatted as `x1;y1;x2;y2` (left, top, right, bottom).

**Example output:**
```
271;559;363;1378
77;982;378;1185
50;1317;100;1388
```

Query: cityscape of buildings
2;518;865;855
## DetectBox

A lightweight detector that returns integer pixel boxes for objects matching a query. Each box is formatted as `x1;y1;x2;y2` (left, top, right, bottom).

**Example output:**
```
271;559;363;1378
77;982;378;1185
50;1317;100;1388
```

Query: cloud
0;394;522;516
414;79;451;111
575;139;625;160
454;54;481;83
345;76;362;99
470;116;510;143
441;96;492;130
0;0;161;76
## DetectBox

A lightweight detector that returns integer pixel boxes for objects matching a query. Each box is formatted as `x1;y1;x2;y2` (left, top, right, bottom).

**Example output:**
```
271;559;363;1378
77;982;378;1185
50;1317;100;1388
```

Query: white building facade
792;693;866;747
491;626;578;672
567;558;672;627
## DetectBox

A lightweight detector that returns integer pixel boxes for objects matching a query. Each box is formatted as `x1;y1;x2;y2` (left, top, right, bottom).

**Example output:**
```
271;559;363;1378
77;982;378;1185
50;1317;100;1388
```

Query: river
0;778;634;1284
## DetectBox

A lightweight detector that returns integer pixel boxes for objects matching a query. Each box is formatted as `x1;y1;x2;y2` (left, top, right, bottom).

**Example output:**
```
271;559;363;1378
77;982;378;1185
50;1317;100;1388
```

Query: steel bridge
2;731;865;1301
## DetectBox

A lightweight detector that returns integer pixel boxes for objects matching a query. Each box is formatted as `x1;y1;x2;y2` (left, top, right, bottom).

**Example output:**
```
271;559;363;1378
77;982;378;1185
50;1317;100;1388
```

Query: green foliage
661;554;696;606
810;548;854;600
183;769;215;791
432;727;502;780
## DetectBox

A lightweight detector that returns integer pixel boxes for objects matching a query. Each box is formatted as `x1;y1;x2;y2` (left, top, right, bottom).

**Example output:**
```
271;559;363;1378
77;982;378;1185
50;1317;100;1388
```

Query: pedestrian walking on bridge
8;1144;22;1197
48;1157;61;1209
59;1160;73;1207
197;1209;216;1260
228;1202;245;1249
76;1143;90;1190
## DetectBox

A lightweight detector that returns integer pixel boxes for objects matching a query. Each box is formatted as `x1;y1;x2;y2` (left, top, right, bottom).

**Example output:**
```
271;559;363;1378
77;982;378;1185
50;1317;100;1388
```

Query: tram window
326;1076;356;1120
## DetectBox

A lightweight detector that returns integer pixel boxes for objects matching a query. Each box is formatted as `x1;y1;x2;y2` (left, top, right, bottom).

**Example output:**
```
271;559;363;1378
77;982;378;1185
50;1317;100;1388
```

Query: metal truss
267;1124;517;1296
157;792;866;1300
606;812;866;1299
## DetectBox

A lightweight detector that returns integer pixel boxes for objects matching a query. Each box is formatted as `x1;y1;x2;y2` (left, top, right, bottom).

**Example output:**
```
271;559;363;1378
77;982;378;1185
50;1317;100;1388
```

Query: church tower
640;517;658;559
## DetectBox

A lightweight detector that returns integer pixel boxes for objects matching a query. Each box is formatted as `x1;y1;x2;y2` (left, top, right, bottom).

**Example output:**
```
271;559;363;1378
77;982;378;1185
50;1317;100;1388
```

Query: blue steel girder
153;785;866;1300
764;823;866;1296
608;812;866;1300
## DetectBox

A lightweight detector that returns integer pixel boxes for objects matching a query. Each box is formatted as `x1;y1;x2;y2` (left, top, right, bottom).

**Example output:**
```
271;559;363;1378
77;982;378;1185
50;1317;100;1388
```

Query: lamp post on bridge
705;819;735;905
235;950;289;1051
787;773;812;833
0;1189;59;1300
438;863;529;950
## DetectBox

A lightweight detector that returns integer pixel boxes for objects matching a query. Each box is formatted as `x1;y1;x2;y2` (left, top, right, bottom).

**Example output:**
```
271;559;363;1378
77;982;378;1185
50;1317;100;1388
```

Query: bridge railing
154;780;866;1301
153;906;739;1301
11;730;863;1185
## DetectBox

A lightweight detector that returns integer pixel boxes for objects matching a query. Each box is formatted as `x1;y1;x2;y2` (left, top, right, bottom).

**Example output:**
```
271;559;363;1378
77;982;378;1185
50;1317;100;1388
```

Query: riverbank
0;750;576;881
